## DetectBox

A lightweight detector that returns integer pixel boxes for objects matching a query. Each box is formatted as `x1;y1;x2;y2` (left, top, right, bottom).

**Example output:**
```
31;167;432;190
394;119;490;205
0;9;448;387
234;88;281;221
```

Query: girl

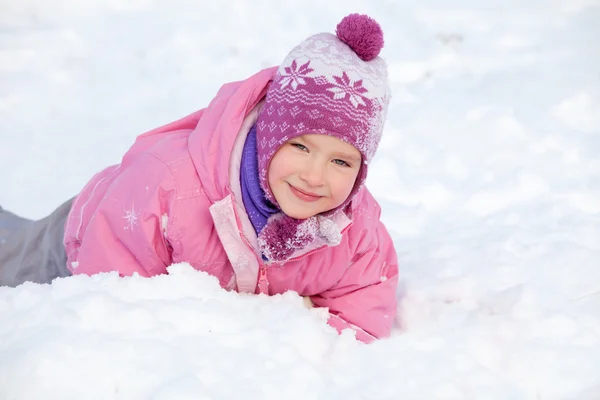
0;14;398;343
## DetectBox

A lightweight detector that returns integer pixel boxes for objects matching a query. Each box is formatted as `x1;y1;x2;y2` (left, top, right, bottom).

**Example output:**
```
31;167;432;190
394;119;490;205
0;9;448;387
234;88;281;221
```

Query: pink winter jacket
64;67;399;342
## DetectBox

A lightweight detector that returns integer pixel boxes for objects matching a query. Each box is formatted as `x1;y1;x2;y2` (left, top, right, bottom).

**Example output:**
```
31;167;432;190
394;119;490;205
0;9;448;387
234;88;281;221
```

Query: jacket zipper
257;263;269;294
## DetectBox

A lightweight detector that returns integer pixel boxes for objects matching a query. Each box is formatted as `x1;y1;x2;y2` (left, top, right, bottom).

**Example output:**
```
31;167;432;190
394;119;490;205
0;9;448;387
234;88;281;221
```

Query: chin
280;207;316;220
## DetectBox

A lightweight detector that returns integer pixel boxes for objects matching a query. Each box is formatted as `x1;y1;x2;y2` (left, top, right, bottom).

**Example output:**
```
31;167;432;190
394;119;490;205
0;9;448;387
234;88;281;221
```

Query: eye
291;143;308;152
333;159;351;167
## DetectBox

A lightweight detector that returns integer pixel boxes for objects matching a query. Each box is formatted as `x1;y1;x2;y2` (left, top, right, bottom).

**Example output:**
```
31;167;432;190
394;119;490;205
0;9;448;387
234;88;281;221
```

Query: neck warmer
240;125;279;235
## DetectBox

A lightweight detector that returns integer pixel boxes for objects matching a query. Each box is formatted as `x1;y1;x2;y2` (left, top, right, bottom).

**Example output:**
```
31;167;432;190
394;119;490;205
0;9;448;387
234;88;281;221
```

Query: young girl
0;14;398;343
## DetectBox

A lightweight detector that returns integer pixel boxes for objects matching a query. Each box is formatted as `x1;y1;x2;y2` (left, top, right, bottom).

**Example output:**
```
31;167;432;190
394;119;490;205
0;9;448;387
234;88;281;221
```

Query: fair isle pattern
256;32;390;204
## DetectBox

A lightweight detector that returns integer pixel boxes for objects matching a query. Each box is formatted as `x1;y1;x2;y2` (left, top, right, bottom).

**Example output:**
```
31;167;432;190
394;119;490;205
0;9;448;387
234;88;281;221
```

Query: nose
299;159;325;187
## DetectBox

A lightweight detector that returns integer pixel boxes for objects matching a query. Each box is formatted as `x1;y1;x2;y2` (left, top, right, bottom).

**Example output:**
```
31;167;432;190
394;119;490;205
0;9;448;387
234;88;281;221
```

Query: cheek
331;172;359;202
267;150;287;186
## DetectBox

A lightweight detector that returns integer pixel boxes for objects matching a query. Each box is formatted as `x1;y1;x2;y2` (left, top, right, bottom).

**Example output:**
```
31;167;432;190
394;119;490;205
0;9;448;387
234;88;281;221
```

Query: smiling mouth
288;183;322;202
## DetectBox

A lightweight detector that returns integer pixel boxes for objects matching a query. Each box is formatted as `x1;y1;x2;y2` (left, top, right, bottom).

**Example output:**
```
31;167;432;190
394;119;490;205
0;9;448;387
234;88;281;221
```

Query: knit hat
254;14;391;262
256;13;391;209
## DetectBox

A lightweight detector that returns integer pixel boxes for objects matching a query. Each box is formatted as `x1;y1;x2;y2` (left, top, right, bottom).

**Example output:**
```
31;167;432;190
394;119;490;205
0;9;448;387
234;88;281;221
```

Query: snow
1;1;600;399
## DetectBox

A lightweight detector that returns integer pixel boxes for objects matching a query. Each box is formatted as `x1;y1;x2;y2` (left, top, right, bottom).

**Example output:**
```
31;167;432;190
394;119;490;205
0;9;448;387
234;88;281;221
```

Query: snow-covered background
1;1;600;399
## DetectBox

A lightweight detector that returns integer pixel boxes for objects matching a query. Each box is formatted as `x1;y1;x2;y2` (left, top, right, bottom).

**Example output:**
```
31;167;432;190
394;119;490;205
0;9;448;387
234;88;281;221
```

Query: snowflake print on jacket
123;205;140;231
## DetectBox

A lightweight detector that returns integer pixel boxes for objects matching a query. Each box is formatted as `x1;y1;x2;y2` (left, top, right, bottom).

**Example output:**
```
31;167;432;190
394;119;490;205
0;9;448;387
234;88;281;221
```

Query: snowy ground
1;1;600;399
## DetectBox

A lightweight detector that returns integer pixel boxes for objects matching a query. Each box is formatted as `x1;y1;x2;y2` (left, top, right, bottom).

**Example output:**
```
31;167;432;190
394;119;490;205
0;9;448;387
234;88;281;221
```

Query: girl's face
267;134;361;220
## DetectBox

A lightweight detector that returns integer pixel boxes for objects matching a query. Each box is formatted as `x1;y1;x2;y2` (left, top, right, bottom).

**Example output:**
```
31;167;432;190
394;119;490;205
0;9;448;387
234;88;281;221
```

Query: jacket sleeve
310;221;399;343
71;153;176;278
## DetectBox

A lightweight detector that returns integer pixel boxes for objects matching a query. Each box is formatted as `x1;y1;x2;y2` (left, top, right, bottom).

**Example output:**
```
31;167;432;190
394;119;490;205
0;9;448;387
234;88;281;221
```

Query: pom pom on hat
335;13;384;61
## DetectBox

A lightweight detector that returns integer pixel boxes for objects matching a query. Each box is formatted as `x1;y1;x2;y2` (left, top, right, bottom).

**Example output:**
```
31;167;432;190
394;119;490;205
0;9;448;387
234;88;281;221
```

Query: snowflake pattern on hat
328;72;369;108
278;60;314;90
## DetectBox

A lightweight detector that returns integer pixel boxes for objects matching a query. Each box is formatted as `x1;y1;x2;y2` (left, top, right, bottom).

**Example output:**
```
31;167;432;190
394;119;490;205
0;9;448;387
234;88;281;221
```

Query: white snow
1;1;600;399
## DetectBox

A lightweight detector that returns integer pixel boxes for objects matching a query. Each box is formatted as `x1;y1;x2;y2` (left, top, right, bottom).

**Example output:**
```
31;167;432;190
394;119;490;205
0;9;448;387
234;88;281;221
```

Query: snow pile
1;263;599;399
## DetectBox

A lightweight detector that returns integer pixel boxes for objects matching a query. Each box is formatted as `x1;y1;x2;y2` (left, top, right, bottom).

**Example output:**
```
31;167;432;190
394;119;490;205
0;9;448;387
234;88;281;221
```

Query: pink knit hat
256;13;391;209
255;14;391;261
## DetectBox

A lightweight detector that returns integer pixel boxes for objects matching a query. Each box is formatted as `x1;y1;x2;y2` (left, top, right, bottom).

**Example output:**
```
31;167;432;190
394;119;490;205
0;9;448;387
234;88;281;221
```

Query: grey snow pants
0;199;73;287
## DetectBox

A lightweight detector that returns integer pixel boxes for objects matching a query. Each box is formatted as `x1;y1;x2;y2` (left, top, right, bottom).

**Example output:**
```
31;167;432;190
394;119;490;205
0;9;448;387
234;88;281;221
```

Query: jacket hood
187;67;277;203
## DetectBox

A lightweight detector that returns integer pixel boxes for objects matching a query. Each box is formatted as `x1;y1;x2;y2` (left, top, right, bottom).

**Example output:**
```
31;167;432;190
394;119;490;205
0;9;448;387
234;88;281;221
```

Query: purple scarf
240;125;279;235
